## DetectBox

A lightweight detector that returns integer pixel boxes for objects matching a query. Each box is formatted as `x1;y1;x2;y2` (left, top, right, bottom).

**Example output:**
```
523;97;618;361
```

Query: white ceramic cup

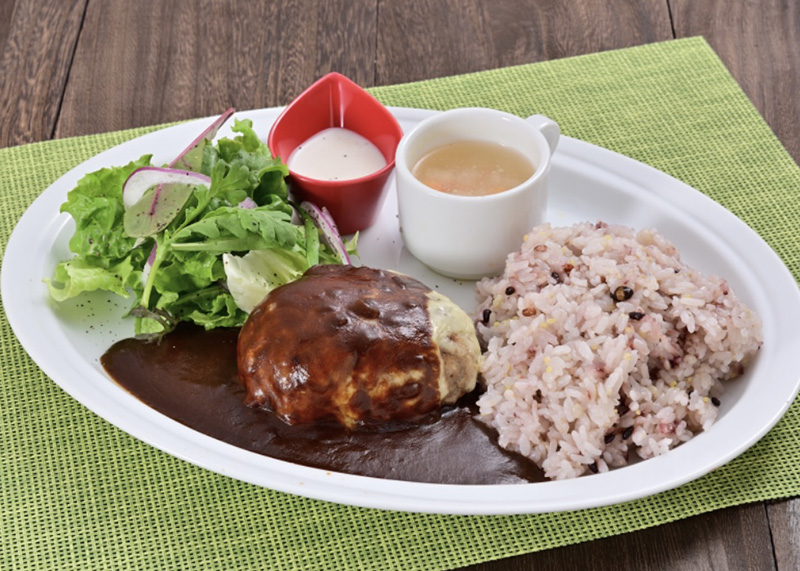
395;108;560;279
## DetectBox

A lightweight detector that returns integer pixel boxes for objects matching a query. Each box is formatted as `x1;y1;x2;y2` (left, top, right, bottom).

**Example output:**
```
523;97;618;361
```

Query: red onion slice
238;197;257;209
140;242;158;286
146;242;157;266
170;107;235;171
299;201;350;264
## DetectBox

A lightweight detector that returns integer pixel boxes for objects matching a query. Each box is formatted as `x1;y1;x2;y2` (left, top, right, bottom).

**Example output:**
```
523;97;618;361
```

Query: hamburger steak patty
237;265;480;429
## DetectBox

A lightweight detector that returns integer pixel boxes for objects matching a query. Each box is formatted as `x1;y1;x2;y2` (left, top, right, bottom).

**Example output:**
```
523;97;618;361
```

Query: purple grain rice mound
474;222;763;480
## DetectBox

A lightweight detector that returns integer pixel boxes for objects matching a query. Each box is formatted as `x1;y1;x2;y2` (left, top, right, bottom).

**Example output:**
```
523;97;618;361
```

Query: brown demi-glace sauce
101;324;545;485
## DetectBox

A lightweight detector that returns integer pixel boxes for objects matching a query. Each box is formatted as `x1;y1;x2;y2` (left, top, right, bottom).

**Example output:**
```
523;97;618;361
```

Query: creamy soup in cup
394;108;560;279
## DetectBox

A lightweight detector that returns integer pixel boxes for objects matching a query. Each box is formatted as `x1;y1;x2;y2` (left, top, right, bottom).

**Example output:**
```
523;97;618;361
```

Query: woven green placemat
1;37;799;570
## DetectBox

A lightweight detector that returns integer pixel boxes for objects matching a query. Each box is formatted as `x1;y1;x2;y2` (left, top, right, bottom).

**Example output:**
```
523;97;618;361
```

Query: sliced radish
122;167;211;237
299;201;350;264
122;167;210;208
123;109;232;237
170;107;235;171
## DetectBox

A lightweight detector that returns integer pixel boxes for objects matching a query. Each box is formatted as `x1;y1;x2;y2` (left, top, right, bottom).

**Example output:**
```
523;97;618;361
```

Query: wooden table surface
2;1;798;569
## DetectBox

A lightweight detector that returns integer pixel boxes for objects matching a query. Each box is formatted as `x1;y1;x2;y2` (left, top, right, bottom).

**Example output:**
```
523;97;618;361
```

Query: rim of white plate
2;107;799;515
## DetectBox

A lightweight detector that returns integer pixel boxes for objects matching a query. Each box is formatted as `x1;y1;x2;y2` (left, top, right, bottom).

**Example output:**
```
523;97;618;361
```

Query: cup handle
526;114;560;154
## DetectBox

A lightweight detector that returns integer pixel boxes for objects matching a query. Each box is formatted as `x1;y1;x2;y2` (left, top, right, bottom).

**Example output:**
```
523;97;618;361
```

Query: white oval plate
3;107;800;515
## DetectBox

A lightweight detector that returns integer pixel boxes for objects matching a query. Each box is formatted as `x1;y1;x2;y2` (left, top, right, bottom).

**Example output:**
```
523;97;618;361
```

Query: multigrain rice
474;222;763;480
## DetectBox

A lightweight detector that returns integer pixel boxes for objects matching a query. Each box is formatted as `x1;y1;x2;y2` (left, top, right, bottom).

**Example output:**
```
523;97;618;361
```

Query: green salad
47;110;357;338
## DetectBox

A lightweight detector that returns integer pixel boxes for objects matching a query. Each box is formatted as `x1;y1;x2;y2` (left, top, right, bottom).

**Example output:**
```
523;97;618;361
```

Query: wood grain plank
768;499;800;571
465;504;776;571
670;0;800;163
376;0;672;84
0;0;18;48
0;0;86;148
55;0;377;138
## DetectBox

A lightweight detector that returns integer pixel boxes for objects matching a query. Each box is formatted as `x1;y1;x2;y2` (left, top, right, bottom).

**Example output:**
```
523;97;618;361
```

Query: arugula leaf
301;211;321;267
170;206;299;254
202;119;289;204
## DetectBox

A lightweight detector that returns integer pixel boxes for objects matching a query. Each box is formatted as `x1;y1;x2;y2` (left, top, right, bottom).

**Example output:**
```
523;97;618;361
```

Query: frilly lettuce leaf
60;155;152;267
47;256;140;302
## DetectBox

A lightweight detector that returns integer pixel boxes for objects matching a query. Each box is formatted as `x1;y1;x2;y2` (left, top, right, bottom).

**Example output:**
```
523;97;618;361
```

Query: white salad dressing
287;127;387;181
